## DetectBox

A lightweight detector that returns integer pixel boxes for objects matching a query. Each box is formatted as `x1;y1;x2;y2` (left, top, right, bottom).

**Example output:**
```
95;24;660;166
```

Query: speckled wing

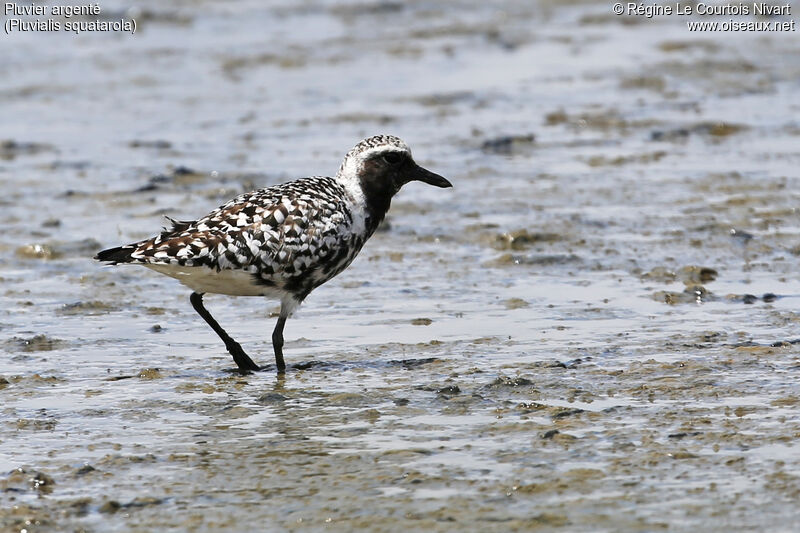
128;177;356;292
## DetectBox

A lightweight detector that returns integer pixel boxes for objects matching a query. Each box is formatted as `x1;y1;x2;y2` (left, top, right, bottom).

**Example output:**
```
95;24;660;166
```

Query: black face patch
381;151;406;166
357;152;412;224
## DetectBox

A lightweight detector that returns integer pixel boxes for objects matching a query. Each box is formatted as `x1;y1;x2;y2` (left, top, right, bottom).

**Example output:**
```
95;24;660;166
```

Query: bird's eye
382;152;404;165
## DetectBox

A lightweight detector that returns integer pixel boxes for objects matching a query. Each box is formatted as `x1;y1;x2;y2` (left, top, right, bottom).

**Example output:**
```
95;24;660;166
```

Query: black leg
189;292;260;373
272;316;287;373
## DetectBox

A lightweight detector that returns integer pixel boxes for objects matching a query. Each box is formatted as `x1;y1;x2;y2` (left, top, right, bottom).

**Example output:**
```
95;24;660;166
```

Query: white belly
144;264;283;298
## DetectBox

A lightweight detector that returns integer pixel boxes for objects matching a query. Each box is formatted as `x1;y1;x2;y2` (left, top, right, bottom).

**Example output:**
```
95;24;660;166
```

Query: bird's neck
337;172;396;237
362;184;393;231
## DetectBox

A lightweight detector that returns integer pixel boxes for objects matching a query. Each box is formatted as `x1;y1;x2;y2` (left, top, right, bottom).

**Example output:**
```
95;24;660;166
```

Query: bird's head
337;135;452;202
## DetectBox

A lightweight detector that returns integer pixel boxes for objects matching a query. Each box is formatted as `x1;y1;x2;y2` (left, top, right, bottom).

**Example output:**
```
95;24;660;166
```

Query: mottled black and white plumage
95;135;452;373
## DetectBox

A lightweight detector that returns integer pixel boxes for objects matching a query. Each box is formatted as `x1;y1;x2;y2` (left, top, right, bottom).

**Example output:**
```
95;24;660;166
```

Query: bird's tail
94;245;136;264
96;216;195;264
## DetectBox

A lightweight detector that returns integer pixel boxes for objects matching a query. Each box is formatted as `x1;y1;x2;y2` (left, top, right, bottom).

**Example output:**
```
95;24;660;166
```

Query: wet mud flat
2;0;800;531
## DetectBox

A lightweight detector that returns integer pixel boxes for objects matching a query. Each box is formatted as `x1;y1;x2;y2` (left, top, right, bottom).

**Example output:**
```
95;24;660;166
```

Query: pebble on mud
16;238;101;260
1;468;55;494
256;392;287;404
490;376;534;388
15;244;59;260
41;218;61;228
679;266;718;285
138;165;208;192
4;334;64;352
653;285;713;304
326;392;368;407
641;265;717;285
543;108;651;132
729;228;754;243
99;501;122;514
486;253;580;267
550;407;584;419
641;266;678;283
620;75;666;92
658;40;721;53
129;139;172;149
0;139;54;159
651;122;748;142
585;151;667;167
504;298;529;309
74;465;96;477
137;368;162;380
541;429;560;439
495;230;560;250
726;293;759;304
437;385;461;397
58;301;115;316
481;134;535;154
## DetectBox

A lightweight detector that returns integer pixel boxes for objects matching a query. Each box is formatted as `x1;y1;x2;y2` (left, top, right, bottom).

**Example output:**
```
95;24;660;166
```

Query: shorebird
95;135;452;373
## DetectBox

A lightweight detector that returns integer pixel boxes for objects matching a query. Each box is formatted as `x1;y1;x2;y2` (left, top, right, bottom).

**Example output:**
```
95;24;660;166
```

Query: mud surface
2;1;800;531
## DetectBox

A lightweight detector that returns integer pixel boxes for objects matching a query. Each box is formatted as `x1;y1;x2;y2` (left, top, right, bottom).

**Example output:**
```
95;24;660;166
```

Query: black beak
412;163;452;188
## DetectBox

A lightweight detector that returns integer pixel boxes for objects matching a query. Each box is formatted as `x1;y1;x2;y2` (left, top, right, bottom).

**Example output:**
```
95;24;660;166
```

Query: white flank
144;263;274;297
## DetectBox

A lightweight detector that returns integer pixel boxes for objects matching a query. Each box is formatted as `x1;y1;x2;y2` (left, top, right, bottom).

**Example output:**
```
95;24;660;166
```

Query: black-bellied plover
95;135;452;373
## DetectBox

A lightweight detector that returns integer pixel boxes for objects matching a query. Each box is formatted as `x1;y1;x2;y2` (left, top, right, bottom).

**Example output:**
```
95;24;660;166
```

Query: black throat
357;164;402;237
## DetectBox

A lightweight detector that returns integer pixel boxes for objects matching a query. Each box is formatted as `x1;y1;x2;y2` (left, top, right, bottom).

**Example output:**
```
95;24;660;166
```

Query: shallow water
2;1;800;531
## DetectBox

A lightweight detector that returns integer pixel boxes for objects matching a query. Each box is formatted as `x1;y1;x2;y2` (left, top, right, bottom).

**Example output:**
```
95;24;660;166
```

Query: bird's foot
225;340;261;373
